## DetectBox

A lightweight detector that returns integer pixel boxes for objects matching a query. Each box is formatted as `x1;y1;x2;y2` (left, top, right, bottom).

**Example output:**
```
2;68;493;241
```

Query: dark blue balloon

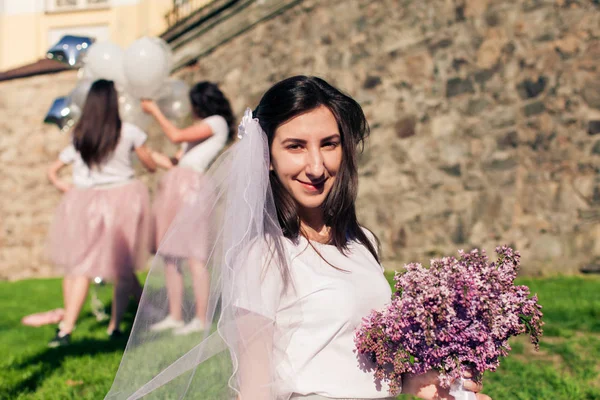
46;35;95;67
44;96;80;132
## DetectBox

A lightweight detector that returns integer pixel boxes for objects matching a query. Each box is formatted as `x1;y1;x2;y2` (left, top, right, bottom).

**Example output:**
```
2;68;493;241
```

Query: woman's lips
297;179;326;192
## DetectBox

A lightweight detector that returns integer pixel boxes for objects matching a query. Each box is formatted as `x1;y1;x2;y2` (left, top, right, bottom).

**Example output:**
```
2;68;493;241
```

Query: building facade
0;0;174;71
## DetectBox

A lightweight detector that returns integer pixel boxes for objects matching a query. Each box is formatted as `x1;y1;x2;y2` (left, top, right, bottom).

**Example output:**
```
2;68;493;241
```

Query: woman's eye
286;144;302;150
323;142;339;148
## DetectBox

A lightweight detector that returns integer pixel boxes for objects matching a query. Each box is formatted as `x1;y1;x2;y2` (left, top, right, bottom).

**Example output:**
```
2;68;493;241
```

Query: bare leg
108;281;125;333
129;271;143;304
62;276;74;310
108;271;142;333
60;276;90;334
165;261;184;321
189;258;209;323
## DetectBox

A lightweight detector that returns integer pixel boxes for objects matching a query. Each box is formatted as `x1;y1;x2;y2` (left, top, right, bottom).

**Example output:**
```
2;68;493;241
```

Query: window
57;0;78;6
46;0;110;12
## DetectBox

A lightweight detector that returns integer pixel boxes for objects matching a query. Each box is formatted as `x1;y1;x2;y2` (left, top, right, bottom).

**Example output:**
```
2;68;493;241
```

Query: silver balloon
156;79;192;121
119;92;153;131
46;35;94;67
43;96;81;133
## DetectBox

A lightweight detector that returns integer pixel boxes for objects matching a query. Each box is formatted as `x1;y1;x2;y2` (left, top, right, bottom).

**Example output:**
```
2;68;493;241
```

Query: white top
236;230;393;398
178;115;229;173
59;122;148;188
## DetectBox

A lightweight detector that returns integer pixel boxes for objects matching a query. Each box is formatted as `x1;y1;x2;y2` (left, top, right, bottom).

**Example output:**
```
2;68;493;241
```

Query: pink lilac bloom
355;246;544;395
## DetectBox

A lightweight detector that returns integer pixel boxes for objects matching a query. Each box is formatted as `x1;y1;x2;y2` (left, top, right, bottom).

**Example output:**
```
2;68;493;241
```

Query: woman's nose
305;148;325;178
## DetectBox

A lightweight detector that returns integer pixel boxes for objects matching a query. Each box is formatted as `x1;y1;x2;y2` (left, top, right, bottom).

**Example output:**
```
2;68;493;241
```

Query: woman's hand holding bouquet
355;246;543;400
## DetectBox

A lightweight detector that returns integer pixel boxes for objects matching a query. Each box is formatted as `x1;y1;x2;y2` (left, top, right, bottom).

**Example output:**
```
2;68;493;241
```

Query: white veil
106;109;298;399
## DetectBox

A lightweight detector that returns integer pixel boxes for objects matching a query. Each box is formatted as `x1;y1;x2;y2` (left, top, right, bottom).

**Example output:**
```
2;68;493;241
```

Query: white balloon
77;66;94;80
119;91;153;131
156;79;191;121
150;37;173;73
85;41;126;84
123;37;170;99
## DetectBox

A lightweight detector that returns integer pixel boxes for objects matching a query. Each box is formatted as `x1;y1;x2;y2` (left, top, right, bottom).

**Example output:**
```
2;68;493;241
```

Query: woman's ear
269;163;274;171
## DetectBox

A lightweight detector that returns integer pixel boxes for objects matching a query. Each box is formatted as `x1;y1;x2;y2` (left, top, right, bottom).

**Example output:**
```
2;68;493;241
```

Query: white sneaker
173;317;206;336
149;316;185;332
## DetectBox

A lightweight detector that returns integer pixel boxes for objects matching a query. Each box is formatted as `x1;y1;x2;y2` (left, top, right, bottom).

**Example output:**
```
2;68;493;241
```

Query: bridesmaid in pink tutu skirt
46;79;158;347
141;82;235;335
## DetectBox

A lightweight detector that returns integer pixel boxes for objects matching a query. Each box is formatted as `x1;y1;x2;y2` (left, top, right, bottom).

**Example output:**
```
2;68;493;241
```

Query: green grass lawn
1;274;599;399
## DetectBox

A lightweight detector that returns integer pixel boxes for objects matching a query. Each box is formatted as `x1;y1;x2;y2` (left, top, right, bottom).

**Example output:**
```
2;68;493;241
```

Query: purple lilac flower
355;246;544;395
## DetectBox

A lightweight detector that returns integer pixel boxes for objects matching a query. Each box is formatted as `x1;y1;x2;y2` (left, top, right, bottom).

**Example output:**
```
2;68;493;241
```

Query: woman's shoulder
121;122;148;145
357;226;384;271
121;122;144;135
359;226;376;241
238;234;294;269
358;226;378;250
202;115;229;137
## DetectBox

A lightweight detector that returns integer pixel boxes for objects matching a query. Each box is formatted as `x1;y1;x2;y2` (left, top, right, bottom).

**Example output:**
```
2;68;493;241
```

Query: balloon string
91;283;109;322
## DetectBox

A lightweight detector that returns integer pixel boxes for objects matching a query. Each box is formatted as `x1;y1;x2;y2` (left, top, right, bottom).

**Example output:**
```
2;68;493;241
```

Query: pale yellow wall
0;13;41;71
136;0;174;38
0;0;174;71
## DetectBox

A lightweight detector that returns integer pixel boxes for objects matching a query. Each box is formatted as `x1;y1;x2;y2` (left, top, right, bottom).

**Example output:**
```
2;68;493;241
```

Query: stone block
589;120;600;135
523;101;546;117
446;77;476;98
473;68;497;86
516;76;548;99
363;75;382;89
497;130;519;149
395;115;417;139
440;164;462;177
592;140;600;155
581;81;600;110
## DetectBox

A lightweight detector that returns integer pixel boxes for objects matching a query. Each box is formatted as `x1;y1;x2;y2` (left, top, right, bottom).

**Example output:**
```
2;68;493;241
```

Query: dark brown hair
254;75;380;263
72;79;122;168
189;81;236;144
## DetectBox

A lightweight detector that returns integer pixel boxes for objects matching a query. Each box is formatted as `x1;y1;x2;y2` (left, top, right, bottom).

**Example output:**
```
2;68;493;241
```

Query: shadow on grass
3;300;139;398
5;336;127;398
2;284;204;398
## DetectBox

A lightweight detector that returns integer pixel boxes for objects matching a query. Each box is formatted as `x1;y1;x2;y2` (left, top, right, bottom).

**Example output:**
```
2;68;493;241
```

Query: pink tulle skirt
152;167;212;261
47;180;151;281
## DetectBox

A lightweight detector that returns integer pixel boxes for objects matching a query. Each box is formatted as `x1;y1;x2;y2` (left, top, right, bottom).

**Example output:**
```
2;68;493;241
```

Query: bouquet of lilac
355;246;543;397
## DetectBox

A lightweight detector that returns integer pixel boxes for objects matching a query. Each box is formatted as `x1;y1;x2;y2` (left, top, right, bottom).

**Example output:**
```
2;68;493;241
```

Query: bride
106;76;491;400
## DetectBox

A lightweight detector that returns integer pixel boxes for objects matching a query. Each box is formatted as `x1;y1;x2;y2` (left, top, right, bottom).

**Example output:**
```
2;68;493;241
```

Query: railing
161;0;301;71
46;0;109;13
165;0;217;28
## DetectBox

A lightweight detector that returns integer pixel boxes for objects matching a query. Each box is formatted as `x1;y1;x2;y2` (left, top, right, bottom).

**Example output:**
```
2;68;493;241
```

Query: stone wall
175;0;600;274
0;72;75;280
1;0;599;279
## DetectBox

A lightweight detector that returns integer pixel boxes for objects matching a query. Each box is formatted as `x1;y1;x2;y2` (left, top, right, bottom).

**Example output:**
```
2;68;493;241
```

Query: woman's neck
298;207;330;243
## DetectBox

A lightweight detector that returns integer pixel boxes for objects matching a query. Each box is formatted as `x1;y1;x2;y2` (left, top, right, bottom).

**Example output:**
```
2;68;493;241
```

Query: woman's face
270;106;343;213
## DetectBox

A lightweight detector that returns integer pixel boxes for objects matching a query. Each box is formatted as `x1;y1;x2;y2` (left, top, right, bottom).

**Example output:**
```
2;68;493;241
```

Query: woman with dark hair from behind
46;79;157;347
140;81;235;335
